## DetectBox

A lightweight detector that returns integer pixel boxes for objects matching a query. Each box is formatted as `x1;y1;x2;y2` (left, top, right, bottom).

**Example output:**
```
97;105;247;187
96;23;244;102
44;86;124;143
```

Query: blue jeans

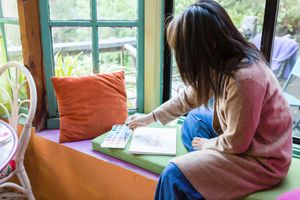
154;106;218;200
181;106;218;152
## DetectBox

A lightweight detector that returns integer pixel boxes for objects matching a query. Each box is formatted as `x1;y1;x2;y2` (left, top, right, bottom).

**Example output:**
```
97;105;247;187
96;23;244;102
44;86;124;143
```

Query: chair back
251;35;299;79
282;57;300;90
0;62;37;160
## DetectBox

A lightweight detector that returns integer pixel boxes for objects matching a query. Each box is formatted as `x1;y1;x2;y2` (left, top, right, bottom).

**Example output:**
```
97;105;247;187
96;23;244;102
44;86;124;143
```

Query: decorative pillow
0;160;15;178
51;71;128;143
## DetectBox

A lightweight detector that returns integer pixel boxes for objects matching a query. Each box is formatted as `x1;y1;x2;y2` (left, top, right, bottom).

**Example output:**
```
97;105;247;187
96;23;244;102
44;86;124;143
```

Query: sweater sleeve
153;86;199;125
199;78;266;154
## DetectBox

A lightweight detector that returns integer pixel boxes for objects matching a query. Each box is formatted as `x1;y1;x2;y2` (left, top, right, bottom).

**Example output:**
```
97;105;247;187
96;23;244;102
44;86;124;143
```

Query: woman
128;0;293;199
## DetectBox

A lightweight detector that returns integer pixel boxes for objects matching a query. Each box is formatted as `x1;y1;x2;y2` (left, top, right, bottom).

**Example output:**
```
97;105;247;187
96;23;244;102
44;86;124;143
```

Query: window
171;0;266;97
0;1;23;118
0;1;22;64
163;0;300;146
275;0;300;142
40;0;144;128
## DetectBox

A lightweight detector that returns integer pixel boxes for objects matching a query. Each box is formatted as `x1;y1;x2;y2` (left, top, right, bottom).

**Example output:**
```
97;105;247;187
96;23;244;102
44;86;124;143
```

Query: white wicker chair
0;62;37;200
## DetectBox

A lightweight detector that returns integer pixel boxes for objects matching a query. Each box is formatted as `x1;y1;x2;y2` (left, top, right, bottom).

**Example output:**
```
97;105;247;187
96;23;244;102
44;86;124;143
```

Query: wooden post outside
17;0;47;131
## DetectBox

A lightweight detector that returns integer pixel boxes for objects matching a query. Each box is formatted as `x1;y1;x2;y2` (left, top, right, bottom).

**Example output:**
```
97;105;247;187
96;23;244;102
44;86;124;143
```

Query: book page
128;127;177;155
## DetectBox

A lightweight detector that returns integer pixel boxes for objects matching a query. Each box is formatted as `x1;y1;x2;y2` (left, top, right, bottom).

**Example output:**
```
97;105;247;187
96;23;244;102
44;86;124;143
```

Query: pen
125;117;131;127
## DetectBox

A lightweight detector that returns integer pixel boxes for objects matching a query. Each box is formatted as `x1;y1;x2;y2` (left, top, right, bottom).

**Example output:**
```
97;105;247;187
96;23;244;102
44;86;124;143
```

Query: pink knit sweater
153;61;293;200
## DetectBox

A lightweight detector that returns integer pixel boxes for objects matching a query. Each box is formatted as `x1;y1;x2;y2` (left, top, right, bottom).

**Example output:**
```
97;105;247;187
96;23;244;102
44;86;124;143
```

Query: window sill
293;143;300;159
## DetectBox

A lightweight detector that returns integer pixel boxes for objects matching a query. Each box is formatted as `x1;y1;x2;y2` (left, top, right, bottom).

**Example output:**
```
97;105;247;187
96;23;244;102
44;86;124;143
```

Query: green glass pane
52;27;93;76
49;0;90;20
4;24;22;62
97;0;137;20
1;1;18;18
98;27;137;109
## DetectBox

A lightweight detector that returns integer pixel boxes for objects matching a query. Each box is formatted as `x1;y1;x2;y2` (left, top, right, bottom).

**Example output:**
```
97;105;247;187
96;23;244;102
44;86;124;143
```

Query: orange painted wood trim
24;132;157;200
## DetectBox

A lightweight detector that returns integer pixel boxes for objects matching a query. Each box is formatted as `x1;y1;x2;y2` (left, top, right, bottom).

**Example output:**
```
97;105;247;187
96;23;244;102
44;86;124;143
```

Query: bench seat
93;123;300;199
24;127;300;199
24;129;158;200
244;158;300;199
92;125;188;174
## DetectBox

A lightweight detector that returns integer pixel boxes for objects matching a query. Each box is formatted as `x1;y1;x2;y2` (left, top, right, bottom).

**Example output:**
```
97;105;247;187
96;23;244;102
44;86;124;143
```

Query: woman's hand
127;113;155;129
191;137;208;150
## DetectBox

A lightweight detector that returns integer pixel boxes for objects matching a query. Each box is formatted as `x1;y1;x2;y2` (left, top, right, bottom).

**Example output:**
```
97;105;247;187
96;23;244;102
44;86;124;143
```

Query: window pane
49;0;90;20
0;67;28;118
0;32;6;65
216;1;265;52
4;24;23;62
171;55;186;97
171;1;196;97
1;1;18;18
97;0;137;20
216;0;265;40
99;27;137;109
174;0;194;16
171;0;265;97
275;0;300;138
52;27;93;76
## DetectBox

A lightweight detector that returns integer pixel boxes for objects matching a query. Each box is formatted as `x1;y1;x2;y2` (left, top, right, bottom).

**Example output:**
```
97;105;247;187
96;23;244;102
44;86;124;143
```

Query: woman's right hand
127;113;155;129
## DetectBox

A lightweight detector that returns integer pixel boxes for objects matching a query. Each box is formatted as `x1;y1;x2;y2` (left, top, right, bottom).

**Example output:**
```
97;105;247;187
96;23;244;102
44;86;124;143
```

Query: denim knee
161;163;177;180
190;107;213;123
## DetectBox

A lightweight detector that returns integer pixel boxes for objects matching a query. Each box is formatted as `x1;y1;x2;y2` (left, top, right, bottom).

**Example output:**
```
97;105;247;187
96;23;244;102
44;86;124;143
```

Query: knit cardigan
153;61;293;200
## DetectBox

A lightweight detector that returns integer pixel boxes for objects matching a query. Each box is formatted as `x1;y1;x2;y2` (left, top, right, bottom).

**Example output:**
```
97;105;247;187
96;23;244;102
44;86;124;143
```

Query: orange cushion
51;71;128;143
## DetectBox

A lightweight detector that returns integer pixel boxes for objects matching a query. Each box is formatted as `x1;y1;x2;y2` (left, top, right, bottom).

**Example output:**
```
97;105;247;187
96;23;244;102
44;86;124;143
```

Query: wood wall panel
17;0;47;131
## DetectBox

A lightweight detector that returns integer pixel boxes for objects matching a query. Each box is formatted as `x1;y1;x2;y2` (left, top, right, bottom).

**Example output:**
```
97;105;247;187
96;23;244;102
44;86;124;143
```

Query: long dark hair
167;0;264;105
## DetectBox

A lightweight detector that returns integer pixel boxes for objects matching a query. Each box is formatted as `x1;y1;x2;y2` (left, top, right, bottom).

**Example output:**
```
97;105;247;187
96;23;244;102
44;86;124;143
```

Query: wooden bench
24;128;300;199
25;129;157;200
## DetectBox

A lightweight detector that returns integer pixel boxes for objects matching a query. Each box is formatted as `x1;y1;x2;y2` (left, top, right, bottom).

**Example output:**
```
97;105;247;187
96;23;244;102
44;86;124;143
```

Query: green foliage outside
0;69;27;117
54;52;91;76
50;0;136;42
175;0;300;43
54;50;137;109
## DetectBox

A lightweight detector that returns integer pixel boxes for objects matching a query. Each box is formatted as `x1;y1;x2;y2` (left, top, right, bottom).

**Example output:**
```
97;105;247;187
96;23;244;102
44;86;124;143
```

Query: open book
128;127;177;155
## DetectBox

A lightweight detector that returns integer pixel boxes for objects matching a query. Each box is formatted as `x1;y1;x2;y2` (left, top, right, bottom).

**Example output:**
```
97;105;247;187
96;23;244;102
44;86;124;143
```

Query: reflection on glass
52;27;93;76
97;0;137;20
99;27;137;109
49;0;90;20
4;25;23;62
171;0;265;97
1;1;18;18
275;0;300;137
